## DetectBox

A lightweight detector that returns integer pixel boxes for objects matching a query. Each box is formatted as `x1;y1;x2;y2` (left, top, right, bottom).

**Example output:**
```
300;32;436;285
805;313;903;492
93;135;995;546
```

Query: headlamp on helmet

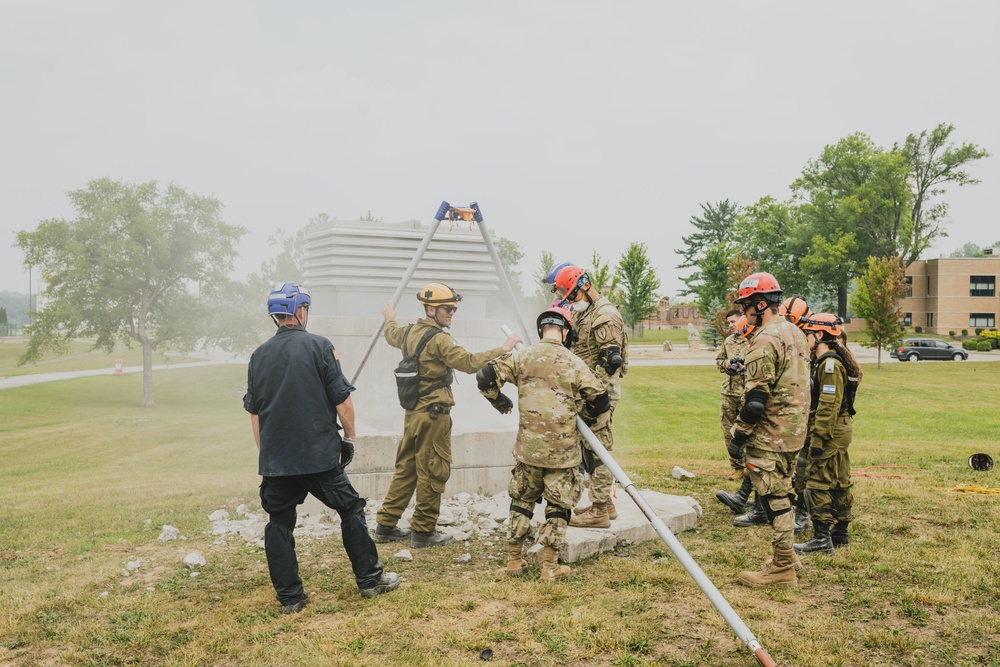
417;282;463;307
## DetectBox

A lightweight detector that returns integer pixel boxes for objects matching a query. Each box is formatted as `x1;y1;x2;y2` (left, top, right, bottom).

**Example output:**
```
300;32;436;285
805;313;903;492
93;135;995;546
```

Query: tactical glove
489;393;513;414
340;438;356;469
728;430;748;461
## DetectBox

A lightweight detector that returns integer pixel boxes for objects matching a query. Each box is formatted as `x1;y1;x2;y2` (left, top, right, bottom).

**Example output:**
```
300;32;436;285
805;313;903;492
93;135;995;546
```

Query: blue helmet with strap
267;281;311;321
547;262;575;288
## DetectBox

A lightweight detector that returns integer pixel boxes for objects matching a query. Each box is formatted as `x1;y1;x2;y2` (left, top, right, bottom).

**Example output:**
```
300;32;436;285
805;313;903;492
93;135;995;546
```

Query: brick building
899;256;1000;334
643;296;703;330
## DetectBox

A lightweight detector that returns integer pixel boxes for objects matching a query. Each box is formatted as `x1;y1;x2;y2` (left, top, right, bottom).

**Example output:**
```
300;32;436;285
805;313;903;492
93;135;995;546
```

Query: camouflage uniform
717;333;750;472
483;338;606;553
568;295;627;504
377;317;506;533
732;317;810;550
805;353;854;527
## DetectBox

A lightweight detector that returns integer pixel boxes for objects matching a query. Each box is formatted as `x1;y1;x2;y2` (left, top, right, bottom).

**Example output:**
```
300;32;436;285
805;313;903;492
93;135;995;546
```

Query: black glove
489;393;513;414
340;438;355;469
728;431;748;461
725;358;745;376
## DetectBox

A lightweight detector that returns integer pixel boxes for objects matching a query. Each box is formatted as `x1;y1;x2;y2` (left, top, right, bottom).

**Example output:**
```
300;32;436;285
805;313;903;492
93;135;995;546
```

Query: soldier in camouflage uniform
794;313;860;556
477;307;610;581
551;265;628;529
376;283;520;549
714;309;754;515
779;295;815;535
728;272;811;587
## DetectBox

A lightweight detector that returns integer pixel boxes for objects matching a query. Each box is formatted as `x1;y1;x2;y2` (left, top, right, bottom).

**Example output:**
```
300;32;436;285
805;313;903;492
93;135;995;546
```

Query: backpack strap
411;328;453;397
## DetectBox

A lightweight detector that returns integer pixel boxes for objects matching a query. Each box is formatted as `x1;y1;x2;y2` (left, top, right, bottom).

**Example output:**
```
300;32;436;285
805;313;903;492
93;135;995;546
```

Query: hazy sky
2;1;996;298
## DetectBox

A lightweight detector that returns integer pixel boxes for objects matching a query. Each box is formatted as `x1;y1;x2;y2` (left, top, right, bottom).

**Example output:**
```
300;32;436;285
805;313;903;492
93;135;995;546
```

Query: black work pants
260;467;383;605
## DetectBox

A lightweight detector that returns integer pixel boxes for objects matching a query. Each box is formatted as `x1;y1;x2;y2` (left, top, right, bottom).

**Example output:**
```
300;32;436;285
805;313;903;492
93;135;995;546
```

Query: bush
976;328;984;335
977;340;992;352
915;325;923;333
949;330;956;337
963;339;979;350
962;329;969;337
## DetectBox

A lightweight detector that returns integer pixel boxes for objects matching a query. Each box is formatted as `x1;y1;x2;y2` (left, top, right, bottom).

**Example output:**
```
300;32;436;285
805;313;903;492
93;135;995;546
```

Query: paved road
628;344;1000;367
0;359;244;391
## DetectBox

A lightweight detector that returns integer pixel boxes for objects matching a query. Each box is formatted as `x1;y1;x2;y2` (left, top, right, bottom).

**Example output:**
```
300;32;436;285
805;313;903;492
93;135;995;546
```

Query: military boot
733;495;768;527
539;546;571;582
832;521;850;548
738;548;798;587
499;539;528;576
794;522;835;556
793;503;810;534
569;502;611;529
410;530;454;549
572;501;618;520
715;476;752;514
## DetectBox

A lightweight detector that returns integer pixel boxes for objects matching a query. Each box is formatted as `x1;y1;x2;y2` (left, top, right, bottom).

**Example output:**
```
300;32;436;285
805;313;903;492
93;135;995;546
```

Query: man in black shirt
244;281;399;613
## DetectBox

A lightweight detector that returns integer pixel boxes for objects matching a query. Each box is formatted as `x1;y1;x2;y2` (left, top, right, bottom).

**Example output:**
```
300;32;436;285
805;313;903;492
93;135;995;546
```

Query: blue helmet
267;281;311;318
547;262;575;288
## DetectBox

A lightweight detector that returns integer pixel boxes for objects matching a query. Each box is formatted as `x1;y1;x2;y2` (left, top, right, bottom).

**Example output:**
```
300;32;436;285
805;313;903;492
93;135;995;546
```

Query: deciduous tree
849;256;909;368
615;242;661;336
16;178;245;406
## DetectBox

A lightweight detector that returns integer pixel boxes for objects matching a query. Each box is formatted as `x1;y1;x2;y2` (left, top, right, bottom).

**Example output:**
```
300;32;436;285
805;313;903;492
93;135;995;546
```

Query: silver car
890;338;968;362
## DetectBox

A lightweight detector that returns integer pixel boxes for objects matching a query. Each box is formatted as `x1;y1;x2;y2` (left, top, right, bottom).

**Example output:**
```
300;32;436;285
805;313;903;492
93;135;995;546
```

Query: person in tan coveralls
375;282;520;549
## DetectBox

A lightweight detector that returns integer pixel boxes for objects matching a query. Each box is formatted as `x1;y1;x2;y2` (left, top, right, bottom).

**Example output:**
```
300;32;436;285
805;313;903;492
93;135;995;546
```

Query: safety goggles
439;305;458;314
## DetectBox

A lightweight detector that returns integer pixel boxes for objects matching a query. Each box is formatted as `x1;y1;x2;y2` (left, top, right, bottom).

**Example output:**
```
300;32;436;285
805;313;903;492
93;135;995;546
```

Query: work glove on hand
489;393;513;414
340;438;356;469
727;431;748;461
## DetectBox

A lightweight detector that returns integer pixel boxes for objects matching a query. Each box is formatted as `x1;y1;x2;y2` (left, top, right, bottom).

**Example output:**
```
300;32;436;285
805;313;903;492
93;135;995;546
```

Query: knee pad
337;496;367;522
510;501;534;520
762;494;791;525
544;504;571;523
269;507;296;531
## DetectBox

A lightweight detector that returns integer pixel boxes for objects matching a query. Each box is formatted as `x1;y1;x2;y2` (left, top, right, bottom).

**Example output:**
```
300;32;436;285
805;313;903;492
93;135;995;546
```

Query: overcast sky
2;1;996;299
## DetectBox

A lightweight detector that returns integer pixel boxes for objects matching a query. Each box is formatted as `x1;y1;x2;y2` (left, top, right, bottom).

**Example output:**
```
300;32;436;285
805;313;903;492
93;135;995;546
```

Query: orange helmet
736;314;756;339
417;282;462;307
778;295;811;327
735;272;783;305
800;313;843;338
553;266;587;295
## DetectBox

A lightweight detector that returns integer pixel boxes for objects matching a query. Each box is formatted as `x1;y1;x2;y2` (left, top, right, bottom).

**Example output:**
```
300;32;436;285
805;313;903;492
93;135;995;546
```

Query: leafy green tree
849;256;909;368
530;251;556;311
496;236;526;298
615;242;661;336
588;251;619;295
732;196;807;295
898;123;990;265
0;306;7;336
16;178;246;406
676;199;740;298
792;132;912;316
949;241;983;258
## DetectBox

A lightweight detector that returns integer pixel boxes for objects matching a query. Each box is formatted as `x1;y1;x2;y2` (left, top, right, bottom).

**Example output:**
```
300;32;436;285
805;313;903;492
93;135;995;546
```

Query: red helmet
736;314;756;339
735;272;783;305
553;266;587;295
800;313;843;338
778;295;811;327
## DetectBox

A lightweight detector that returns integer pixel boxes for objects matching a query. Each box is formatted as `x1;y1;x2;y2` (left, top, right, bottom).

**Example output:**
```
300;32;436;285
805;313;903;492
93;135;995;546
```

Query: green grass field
0;339;206;376
1;359;999;666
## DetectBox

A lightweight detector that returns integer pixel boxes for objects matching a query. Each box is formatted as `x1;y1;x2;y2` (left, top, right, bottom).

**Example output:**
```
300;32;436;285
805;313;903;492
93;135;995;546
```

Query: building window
900;312;912;326
927;275;931;295
970;275;996;297
926;313;934;328
970;313;996;328
905;276;913;297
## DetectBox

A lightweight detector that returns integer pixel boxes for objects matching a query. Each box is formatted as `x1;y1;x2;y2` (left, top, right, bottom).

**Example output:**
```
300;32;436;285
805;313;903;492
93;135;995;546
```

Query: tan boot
738;548;798;587
498;540;527;576
728;468;745;481
539;546;571;581
765;551;804;572
569;502;611;528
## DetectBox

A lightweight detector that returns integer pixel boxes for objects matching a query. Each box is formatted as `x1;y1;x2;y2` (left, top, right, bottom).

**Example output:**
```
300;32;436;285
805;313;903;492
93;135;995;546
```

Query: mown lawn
1;361;999;666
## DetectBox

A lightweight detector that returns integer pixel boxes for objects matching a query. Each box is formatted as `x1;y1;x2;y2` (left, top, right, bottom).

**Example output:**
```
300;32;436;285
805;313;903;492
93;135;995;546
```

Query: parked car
890;338;968;362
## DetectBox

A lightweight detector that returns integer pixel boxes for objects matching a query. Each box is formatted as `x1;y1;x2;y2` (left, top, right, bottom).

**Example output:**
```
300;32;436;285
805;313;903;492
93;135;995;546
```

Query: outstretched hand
501;333;522;353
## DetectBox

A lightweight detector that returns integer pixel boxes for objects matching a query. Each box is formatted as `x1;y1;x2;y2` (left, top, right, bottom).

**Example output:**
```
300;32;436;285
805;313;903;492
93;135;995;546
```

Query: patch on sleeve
332;349;339;361
822;384;836;394
596;326;608;342
824;358;835;374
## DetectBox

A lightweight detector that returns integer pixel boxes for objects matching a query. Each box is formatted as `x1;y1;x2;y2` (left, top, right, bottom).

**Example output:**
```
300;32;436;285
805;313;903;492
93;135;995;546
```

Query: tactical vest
810;351;858;416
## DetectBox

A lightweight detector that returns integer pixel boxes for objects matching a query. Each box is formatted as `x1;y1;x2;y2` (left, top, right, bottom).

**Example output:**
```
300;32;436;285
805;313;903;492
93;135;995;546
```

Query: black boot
733;495;768;527
832;521;849;547
793;503;810;534
715;475;752;514
794;522;835;555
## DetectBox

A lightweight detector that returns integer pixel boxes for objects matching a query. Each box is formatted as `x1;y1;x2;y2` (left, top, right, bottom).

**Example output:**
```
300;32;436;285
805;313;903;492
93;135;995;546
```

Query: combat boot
793;504;810;534
831;521;850;548
569;502;611;529
738;548;798;587
572;501;618;520
794;522;835;556
500;539;528;576
715;476;752;514
410;530;454;549
539;546;571;581
733;495;768;527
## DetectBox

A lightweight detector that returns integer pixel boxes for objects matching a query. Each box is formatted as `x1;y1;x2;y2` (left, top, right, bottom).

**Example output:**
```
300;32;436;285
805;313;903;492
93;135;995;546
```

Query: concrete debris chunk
157;525;180;541
126;559;142;572
183;552;206;568
208;509;230;522
393;549;413;561
671;466;696;479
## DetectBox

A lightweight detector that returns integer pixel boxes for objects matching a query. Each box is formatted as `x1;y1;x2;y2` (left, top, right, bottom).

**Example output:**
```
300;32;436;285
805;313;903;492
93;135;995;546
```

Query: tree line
677;123;989;324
